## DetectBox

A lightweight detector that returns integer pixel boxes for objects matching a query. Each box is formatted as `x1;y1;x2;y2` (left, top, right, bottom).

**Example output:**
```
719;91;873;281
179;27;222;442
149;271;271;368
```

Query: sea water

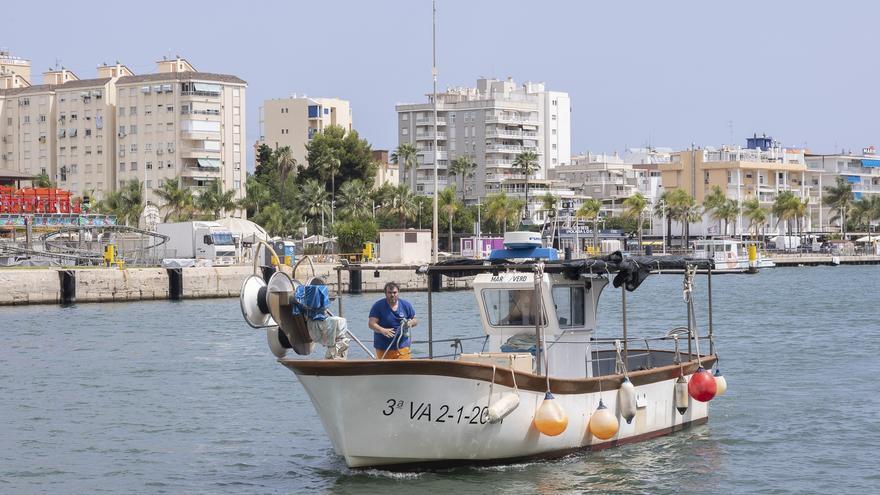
2;266;879;494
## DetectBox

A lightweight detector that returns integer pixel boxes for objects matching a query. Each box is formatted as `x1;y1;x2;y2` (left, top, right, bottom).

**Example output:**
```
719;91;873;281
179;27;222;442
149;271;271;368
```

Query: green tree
742;198;767;239
576;198;602;254
300;179;330;235
312;147;342;223
623;192;648;253
254;203;301;238
275;146;298;209
772;190;799;240
304;125;376;187
391;143;419;191
824;177;853;238
438;186;461;252
653;191;674;248
197;180;236;219
333;218;379;253
448;155;477;203
702;185;727;236
97;179;144;227
512;151;539;223
336;179;372;220
667;189;697;248
485;192;523;234
238;175;270;218
154;178;194;222
388;184;418;228
34;171;52;188
716;199;740;236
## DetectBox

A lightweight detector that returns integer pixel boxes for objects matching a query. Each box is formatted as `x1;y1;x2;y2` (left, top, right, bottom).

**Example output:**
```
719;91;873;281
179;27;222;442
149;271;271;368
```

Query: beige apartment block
396;77;571;222
372;150;399;189
0;84;57;180
0;50;31;84
54;64;130;199
260;96;352;166
660;146;808;234
114;57;247;213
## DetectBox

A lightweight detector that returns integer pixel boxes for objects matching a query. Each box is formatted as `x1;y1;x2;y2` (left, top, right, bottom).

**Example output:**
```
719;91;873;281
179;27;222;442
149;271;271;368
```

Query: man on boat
368;281;418;359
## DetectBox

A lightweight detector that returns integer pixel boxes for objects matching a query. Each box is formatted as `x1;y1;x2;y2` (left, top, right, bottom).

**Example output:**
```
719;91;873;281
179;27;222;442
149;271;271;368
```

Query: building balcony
181;90;220;99
485;129;538;139
484;115;540;125
415;118;447;126
415;132;448;140
180;130;221;140
181;165;222;178
180;148;222;159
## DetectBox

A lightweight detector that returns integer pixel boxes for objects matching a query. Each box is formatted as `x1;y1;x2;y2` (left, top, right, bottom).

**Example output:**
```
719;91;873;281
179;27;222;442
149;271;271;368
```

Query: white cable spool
266;327;288;358
618;377;637;424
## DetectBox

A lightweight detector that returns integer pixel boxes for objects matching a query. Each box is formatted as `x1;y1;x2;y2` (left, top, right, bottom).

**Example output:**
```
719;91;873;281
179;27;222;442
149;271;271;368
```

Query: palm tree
438;186;460;252
238;176;270;217
316;150;341;223
196;180;236;219
388;184;418;228
623;192;648;254
667;189;696;248
851;197;873;235
336;179;371;220
742;198;768;239
716;199;740;236
576;198;602;255
772;190;799;240
824;177;853;238
154;178;194;222
485;192;523;234
448;155;477;203
702;185;727;236
653;191;673;248
391;143;419;191
275;146;297;208
101;179;145;227
300;179;330;235
512;150;539;223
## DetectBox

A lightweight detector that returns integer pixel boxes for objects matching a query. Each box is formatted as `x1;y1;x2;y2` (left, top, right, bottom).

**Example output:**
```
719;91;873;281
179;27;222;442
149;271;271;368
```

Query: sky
5;0;879;168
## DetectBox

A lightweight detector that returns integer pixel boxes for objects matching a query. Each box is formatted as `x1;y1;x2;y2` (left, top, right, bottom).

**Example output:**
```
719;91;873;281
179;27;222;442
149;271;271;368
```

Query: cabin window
482;289;544;326
552;286;585;327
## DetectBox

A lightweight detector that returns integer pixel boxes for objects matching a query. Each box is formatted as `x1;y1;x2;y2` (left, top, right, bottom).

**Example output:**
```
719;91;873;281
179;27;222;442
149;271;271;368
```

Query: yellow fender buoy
534;392;568;436
714;368;728;396
588;398;619;440
618;377;637;424
675;375;689;415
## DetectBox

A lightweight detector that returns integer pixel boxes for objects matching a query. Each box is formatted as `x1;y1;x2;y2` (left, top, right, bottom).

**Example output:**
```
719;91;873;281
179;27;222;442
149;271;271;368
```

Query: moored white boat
693;238;775;273
241;234;726;468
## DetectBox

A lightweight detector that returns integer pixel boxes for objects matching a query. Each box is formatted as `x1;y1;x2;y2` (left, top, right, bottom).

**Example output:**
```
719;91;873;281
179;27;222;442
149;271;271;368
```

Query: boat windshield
483;289;541;326
552;285;585;327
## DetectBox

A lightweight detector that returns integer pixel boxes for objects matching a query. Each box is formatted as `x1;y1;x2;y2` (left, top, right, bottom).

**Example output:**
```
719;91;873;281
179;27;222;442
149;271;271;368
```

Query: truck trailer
157;221;236;265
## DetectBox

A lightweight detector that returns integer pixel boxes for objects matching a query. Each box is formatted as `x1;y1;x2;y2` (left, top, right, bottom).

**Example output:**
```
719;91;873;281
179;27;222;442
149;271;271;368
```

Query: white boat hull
286;359;713;468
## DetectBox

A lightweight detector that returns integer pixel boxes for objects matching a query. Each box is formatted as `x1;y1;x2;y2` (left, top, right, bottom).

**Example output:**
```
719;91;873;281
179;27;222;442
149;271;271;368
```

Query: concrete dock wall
0;262;470;306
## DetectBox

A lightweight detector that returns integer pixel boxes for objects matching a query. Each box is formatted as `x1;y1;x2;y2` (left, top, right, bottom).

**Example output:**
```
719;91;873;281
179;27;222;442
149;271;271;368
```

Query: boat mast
431;0;439;263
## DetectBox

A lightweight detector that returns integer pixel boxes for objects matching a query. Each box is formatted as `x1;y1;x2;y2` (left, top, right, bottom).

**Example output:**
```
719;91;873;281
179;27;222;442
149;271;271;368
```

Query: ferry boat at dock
693;238;775;273
240;232;727;468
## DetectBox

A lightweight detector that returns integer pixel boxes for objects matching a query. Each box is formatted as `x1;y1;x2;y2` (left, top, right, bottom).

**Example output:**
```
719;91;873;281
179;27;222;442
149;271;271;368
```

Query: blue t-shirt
369;298;416;350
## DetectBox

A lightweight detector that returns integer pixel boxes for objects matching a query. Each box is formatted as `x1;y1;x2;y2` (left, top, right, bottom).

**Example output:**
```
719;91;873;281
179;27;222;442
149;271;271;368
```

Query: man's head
384;282;400;305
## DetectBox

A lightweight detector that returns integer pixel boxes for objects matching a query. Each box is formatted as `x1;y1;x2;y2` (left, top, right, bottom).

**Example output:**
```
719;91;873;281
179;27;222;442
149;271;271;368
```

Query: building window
704;171;710;184
727;170;732;184
129;125;137;134
402;128;408;136
130;144;138;153
130;162;137;171
129;106;137;116
146;162;153;170
118;107;125;117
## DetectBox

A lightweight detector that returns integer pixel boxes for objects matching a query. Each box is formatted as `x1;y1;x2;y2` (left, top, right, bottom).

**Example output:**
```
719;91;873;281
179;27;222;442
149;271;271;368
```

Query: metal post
621;285;628;371
336;268;343;317
534;266;543;375
707;267;714;355
427;269;434;359
431;0;439;264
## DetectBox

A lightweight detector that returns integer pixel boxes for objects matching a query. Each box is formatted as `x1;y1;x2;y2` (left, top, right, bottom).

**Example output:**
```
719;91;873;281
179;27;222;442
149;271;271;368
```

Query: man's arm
369;316;395;338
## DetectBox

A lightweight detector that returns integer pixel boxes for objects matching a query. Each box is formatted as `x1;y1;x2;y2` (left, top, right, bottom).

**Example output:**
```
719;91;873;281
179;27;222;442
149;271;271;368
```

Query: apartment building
0;50;31;83
0;82;56;180
550;153;639;204
659;142;808;235
396;77;571;219
260;96;352;166
54;64;129;199
371;150;399;189
804;148;880;231
114;57;247;209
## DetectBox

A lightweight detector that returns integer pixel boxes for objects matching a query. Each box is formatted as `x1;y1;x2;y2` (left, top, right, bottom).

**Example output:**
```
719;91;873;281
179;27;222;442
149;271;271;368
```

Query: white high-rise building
396;77;570;218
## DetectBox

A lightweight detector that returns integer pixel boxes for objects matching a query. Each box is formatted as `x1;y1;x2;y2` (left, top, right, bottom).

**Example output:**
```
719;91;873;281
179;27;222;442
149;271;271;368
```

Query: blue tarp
290;285;330;321
846;175;861;184
862;159;880;168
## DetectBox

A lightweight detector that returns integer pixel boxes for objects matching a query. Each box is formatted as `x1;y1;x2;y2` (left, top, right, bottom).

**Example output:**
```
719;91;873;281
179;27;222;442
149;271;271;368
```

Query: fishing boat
692;238;774;273
239;233;727;468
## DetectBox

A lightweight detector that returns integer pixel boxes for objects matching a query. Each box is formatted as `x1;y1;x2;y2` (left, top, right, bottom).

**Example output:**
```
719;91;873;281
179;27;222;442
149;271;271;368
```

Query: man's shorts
375;347;412;360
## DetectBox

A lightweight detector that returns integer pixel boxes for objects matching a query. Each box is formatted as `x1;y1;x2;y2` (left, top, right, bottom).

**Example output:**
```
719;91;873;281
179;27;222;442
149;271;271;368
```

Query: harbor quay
0;263;473;306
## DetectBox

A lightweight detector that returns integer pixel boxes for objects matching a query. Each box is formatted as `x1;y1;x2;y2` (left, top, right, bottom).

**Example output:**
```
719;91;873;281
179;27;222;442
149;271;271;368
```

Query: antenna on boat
431;0;439;263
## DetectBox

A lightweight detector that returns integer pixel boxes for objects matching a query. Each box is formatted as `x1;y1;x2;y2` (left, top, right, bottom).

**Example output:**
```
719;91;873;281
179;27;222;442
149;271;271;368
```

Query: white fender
714;369;728;396
674;375;689;415
618;377;637;424
488;393;520;424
